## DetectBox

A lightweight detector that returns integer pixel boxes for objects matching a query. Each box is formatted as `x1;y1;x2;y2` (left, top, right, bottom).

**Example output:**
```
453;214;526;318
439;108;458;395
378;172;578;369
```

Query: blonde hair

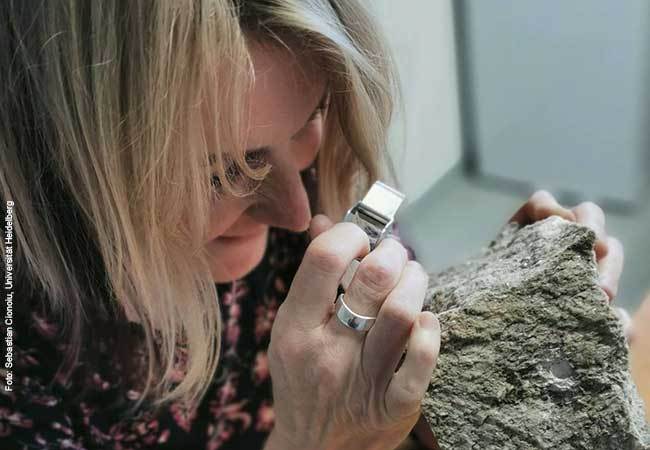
0;0;398;412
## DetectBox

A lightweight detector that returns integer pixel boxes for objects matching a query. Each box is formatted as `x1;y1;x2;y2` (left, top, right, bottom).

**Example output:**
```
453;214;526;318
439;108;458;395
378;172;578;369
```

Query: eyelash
210;150;268;192
309;94;331;122
210;92;330;193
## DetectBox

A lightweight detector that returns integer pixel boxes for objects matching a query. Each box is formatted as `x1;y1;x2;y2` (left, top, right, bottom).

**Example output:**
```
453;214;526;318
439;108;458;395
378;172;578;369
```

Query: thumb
308;214;334;240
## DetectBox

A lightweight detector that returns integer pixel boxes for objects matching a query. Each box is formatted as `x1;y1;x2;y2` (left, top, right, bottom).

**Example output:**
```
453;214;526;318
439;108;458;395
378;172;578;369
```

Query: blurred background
367;0;650;314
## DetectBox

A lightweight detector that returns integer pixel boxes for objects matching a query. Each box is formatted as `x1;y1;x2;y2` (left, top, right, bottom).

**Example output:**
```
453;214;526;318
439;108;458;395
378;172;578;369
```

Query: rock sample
422;217;650;449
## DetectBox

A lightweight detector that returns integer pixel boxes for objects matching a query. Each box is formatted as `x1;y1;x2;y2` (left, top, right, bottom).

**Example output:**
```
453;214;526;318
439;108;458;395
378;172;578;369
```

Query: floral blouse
1;209;416;450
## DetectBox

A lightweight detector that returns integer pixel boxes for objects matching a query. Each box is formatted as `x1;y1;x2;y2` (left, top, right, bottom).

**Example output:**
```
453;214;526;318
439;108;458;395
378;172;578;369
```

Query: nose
245;158;312;233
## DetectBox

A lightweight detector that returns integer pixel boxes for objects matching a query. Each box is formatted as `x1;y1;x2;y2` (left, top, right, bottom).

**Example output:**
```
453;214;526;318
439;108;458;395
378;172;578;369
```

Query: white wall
461;0;649;206
366;0;462;204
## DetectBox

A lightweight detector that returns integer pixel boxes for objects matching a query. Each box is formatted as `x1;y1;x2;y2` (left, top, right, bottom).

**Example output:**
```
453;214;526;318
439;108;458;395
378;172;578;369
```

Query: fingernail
598;273;607;286
595;240;609;259
599;277;616;300
419;311;439;331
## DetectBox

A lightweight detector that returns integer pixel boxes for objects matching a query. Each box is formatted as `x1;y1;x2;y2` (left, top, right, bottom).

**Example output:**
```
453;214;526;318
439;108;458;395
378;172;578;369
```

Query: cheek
292;119;323;171
205;198;248;242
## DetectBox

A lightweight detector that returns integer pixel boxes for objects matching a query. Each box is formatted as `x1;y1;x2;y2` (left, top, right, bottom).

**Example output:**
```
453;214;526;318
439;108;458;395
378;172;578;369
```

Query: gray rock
422;216;650;450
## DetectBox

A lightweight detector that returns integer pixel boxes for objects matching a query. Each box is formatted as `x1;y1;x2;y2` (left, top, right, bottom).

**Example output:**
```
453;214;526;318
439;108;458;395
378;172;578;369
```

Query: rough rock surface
422;217;650;449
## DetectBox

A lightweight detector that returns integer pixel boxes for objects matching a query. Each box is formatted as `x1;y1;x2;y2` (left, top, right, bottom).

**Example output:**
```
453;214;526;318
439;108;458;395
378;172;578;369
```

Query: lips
219;227;267;240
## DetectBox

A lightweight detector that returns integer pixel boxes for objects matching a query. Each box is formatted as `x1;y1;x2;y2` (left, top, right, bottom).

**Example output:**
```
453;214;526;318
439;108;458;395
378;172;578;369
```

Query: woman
0;1;624;449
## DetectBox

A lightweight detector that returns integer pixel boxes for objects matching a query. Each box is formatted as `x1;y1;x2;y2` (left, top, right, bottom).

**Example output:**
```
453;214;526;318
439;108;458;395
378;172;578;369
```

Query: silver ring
334;293;377;332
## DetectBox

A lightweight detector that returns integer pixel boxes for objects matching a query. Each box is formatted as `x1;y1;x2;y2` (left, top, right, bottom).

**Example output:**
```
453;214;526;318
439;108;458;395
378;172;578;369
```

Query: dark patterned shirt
1;227;310;450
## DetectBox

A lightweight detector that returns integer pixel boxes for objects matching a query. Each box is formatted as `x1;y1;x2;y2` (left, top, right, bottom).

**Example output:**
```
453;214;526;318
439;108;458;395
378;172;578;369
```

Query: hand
265;214;441;450
509;191;633;341
510;190;624;302
406;191;632;449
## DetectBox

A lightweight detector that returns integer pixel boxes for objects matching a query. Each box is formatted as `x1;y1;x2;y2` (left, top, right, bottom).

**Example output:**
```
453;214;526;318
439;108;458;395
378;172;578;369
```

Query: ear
308;214;334;240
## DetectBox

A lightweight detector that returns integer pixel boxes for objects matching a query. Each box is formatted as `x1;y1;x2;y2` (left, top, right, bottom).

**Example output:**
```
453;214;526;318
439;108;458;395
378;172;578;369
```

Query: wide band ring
334;293;377;332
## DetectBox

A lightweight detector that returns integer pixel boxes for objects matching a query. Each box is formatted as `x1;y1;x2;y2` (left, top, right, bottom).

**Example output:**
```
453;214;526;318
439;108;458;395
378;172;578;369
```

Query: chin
207;228;269;283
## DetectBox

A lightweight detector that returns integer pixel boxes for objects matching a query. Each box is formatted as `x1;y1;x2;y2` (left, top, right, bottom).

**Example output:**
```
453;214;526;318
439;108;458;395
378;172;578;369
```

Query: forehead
244;40;327;149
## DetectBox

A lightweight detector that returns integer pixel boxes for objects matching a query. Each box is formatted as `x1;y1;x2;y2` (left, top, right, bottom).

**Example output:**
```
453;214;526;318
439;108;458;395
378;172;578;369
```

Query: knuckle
531;189;552;202
386;237;409;261
382;301;416;330
269;330;308;364
579;201;600;211
406;260;429;283
305;241;347;275
357;259;397;293
412;344;439;370
399;379;423;402
391;385;422;418
578;201;605;219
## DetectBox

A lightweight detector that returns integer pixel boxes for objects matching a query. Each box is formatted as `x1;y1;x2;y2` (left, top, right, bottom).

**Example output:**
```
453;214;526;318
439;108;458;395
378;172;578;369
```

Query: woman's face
205;41;329;282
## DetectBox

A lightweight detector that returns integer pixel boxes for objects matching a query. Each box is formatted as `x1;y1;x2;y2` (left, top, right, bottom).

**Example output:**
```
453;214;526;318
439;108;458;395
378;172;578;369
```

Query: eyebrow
244;86;330;154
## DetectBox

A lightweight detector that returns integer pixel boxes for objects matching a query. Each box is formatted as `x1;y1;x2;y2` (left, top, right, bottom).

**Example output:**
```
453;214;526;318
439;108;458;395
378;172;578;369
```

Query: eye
244;149;268;169
308;92;330;122
210;150;269;193
307;106;325;122
292;92;331;143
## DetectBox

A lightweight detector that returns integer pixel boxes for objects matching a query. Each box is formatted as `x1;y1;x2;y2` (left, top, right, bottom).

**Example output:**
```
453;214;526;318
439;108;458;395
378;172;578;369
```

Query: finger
286;222;370;329
341;236;408;318
598;236;624;301
385;311;440;420
510;190;576;225
363;260;428;383
340;259;360;291
572;202;608;259
309;214;334;241
612;306;634;343
412;414;439;450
